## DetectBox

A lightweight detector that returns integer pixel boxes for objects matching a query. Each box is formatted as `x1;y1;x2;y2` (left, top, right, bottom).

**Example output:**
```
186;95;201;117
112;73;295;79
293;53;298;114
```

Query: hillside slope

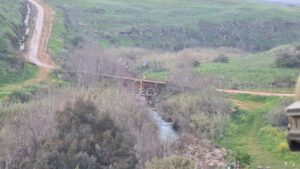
0;0;37;88
198;44;299;90
47;0;300;52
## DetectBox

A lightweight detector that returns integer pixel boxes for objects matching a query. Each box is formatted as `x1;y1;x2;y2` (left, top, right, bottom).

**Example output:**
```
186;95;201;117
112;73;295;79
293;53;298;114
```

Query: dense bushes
275;45;300;68
157;89;231;140
213;55;229;63
0;87;160;169
267;100;291;127
32;98;137;169
231;148;252;166
258;126;288;153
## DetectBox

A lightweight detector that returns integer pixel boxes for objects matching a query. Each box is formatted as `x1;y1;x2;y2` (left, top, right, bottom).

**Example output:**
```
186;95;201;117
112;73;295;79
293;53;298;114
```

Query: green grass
0;0;22;34
49;70;69;86
4;82;43;101
219;94;300;169
0;63;38;88
143;71;167;81
197;46;299;90
0;0;41;98
48;11;65;58
0;0;22;54
47;0;300;51
138;44;298;91
0;63;38;100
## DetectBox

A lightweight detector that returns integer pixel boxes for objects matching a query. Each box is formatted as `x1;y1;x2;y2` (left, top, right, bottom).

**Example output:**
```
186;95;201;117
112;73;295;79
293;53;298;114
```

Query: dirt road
27;0;55;68
0;0;56;95
216;89;295;97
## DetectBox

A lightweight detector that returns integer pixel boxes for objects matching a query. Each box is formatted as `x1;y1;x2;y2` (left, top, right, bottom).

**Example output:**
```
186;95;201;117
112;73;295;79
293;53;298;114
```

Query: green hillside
121;44;299;91
0;0;37;88
198;44;299;91
47;0;300;52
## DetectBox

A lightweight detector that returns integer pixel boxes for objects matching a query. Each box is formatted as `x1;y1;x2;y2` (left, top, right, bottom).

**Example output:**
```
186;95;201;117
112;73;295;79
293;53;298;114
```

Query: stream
151;110;179;142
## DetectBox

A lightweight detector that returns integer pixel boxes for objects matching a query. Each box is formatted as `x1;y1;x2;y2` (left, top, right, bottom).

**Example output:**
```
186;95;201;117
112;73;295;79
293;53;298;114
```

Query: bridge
103;74;166;97
71;71;167;97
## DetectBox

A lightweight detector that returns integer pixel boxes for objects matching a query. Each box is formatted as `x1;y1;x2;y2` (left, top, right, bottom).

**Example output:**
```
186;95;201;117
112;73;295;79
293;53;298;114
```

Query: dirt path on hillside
26;0;55;71
27;0;55;69
216;89;295;97
1;0;55;94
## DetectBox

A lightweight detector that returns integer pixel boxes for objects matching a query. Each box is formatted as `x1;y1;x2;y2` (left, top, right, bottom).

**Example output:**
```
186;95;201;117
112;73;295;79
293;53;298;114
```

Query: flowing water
151;111;179;142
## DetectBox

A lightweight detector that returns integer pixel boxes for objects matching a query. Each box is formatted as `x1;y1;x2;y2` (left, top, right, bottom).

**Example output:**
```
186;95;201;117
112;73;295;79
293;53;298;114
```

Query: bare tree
0;95;61;169
0;86;161;169
167;64;215;94
67;43;134;86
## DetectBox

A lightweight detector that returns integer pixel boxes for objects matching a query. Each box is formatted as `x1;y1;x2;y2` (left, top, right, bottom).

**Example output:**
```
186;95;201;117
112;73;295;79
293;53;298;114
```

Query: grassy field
198;45;299;90
219;94;300;169
0;63;38;87
134;44;298;91
0;62;38;101
47;0;300;52
48;11;65;61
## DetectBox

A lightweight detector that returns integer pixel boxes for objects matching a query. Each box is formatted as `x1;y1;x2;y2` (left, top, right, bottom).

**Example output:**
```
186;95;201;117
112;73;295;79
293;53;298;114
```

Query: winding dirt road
27;0;54;69
216;89;295;97
27;0;55;69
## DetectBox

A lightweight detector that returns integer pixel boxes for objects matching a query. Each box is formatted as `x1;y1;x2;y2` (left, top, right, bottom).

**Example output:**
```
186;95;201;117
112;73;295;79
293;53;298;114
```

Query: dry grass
230;99;264;111
93;47;246;74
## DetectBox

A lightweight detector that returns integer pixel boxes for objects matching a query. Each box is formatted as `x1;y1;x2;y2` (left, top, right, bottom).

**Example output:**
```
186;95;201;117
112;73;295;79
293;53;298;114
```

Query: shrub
190;112;229;139
278;142;289;153
144;156;195;169
71;36;84;46
271;76;295;88
259;126;285;139
36;98;138;169
191;60;200;67
231;148;252;166
213;55;229;63
0;90;145;169
157;89;231;140
9;90;32;103
0;87;161;169
267;101;291;127
148;60;165;72
275;46;300;68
